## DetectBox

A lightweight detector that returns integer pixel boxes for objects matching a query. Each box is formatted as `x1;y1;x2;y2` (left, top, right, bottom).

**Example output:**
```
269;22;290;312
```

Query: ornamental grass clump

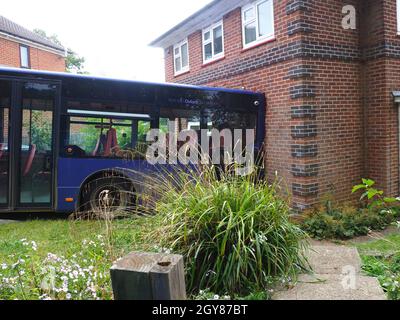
141;165;308;295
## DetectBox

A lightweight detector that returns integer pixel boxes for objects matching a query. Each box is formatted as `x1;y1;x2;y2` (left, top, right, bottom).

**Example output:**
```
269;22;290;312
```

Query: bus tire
81;176;136;214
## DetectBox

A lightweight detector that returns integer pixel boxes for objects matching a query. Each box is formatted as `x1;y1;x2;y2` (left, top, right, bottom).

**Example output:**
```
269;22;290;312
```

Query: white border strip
67;109;151;119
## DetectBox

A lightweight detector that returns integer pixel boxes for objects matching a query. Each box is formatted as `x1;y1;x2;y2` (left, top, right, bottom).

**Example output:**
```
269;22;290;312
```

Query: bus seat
23;144;36;176
92;133;107;156
103;128;118;156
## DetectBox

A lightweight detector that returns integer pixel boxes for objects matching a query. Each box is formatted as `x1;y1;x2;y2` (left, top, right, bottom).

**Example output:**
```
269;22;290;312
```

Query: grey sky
2;0;212;82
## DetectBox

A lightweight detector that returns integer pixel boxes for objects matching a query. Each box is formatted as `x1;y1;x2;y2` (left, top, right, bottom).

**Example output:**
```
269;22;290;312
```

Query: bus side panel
56;158;154;212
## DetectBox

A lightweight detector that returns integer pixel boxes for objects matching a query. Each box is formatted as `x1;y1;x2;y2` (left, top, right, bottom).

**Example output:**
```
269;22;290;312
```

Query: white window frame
397;0;400;34
173;39;189;76
241;0;275;49
202;20;225;64
20;45;30;68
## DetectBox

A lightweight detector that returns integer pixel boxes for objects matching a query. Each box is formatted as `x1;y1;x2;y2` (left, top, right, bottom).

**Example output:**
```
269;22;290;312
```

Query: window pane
204;31;211;41
203;108;257;154
175;57;181;72
258;1;273;37
244;22;257;44
213;26;223;55
204;43;212;60
181;43;188;68
244;7;255;22
19;106;53;204
174;47;180;56
0;80;11;205
20;46;29;68
65;117;140;158
160;106;201;157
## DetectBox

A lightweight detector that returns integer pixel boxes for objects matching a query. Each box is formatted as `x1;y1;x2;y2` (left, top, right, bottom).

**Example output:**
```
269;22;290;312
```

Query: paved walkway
273;244;386;300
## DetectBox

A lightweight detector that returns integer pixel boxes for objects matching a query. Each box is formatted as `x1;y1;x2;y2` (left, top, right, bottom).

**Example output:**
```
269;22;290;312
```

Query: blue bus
0;67;265;214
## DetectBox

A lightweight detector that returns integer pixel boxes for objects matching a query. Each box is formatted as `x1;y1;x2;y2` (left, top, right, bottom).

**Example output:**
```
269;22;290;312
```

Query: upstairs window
173;39;189;75
242;0;275;49
20;45;30;68
202;21;224;63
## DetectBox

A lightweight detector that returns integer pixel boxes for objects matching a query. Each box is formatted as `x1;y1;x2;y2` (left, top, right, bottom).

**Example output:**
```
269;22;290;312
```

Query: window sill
174;70;190;78
202;56;225;67
241;36;276;53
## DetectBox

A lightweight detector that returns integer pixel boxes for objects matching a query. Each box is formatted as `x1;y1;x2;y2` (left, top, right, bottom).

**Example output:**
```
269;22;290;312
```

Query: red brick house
0;15;66;72
150;0;400;210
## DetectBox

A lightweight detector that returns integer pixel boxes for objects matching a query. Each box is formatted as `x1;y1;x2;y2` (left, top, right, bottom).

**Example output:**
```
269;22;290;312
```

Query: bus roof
0;66;260;96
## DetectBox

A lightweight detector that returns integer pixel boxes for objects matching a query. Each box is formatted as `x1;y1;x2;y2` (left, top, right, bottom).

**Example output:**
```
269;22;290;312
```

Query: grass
356;233;400;256
0;218;157;259
355;232;400;300
0;216;284;300
0;217;160;300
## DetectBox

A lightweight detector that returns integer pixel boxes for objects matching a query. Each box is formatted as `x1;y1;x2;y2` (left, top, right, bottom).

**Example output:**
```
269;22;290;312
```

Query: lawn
355;233;400;300
0;217;275;301
0;217;160;300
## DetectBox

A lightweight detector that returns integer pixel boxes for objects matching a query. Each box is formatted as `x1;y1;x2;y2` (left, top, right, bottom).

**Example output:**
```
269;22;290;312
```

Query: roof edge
149;0;222;47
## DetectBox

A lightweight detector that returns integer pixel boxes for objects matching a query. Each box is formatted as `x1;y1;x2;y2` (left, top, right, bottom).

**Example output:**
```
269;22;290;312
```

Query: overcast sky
2;0;212;82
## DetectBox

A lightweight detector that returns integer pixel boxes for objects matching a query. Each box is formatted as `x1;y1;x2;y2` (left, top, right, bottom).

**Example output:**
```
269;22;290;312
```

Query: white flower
1;263;7;270
66;293;72;300
213;294;220;300
31;241;38;251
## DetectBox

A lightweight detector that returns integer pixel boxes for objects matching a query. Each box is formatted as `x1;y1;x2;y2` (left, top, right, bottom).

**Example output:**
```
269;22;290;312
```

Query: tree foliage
33;29;87;74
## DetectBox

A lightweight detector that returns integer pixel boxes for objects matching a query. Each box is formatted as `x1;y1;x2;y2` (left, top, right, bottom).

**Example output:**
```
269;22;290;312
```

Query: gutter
149;0;222;47
0;31;66;57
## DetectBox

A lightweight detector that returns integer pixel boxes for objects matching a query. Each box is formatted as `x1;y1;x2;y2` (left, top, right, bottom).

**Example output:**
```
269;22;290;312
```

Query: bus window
159;107;201;151
203;107;257;132
159;106;201;134
61;116;152;159
19;82;56;205
203;107;257;155
0;80;11;206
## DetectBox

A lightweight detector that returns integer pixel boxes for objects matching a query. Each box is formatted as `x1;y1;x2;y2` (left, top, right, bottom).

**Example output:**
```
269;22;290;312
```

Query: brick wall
0;37;65;72
162;0;400;208
361;0;400;197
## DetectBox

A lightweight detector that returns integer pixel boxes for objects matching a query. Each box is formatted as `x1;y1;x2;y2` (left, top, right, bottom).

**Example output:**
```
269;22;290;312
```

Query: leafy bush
361;254;400;300
301;179;400;240
143;165;309;296
301;204;397;240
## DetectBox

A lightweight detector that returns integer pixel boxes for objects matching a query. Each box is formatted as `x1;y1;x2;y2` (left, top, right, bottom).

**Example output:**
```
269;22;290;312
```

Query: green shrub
143;165;308;296
361;254;400;300
301;205;397;240
302;179;400;240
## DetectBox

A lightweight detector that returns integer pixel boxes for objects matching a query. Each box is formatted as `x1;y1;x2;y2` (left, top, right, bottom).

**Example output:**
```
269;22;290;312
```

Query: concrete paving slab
307;245;361;274
273;274;386;300
272;245;386;300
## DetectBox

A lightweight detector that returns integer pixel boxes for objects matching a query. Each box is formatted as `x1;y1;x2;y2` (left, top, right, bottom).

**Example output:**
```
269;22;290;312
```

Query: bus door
0;80;11;209
11;81;60;210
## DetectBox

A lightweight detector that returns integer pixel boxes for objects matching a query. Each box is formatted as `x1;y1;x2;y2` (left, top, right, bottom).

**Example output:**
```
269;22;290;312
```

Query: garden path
273;244;386;300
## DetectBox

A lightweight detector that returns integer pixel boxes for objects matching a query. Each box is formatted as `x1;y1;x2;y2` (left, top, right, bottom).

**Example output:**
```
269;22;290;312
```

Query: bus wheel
82;177;135;214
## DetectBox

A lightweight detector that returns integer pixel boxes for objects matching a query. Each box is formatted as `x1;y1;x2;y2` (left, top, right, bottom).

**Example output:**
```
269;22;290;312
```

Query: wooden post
110;252;186;300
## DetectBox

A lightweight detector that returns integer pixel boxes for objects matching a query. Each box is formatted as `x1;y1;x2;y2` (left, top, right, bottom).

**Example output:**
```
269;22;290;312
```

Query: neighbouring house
0;15;65;72
150;0;400;210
